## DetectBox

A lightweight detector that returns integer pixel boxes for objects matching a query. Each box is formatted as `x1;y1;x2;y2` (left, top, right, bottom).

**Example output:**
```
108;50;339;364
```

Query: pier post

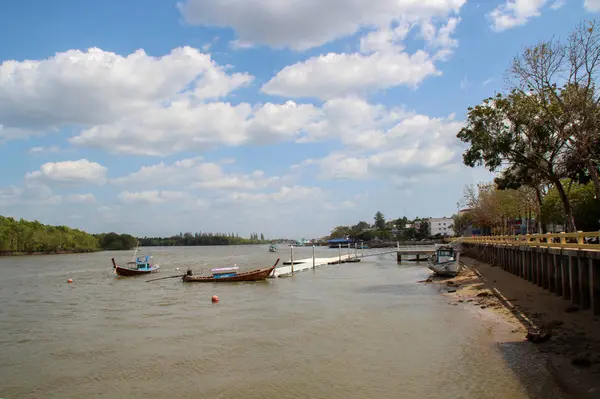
579;253;590;310
338;244;341;264
290;245;294;275
312;245;315;269
397;253;401;263
361;242;364;258
590;258;600;315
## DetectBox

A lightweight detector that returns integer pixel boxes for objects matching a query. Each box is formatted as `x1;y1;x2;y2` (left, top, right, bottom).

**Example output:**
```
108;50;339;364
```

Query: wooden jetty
395;245;436;262
458;231;600;316
271;243;437;278
272;254;358;277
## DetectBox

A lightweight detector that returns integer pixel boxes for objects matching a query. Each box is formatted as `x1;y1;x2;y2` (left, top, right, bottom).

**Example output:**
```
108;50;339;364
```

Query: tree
260;233;264;241
374;211;386;230
510;19;600;199
329;225;350;239
453;212;473;237
457;90;577;231
416;221;429;239
541;181;600;231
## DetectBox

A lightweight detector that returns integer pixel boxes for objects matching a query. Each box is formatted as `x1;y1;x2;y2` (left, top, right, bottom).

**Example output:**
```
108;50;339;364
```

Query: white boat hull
427;253;461;277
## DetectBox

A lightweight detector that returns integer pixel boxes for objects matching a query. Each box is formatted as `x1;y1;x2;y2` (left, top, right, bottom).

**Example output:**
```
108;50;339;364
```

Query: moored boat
112;255;160;276
182;258;279;282
427;245;461;277
112;241;160;276
268;244;277;252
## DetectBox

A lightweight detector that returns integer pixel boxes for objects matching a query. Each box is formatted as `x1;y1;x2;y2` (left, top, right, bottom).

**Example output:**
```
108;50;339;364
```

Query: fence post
312;245;316;269
339;244;341;264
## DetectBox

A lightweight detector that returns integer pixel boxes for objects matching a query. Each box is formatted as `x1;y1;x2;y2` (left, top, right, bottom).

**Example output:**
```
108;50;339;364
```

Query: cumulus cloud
66;193;96;203
296;106;465;185
0;46;252;138
0;184;61;207
488;0;548;31
112;157;281;190
585;0;600;11
118;190;188;204
69;100;321;156
25;159;107;185
178;0;465;51
262;51;439;100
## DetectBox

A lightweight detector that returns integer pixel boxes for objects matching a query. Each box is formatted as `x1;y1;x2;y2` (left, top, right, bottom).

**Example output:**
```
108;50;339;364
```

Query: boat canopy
211;266;239;272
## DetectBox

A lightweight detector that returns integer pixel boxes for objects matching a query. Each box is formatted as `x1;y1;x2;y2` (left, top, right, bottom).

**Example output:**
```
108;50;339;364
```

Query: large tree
510;19;600;199
457;90;577;231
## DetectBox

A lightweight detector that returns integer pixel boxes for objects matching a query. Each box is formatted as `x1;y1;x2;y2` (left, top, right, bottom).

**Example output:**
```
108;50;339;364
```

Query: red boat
112;256;160;276
182;258;279;282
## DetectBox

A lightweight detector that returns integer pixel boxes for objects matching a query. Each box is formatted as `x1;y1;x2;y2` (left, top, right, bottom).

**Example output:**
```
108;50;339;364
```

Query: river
0;245;565;398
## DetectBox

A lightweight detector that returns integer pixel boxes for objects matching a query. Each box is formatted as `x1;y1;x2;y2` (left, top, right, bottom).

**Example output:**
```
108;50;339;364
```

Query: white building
428;217;454;236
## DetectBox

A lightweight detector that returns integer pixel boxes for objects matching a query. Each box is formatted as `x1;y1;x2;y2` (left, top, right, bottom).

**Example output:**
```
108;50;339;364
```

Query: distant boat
427;245;461;277
111;241;160;276
112;255;160;276
269;244;277;252
182;258;279;282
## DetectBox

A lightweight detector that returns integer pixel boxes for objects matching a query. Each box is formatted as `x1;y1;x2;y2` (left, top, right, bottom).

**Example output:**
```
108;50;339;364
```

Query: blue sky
0;0;594;238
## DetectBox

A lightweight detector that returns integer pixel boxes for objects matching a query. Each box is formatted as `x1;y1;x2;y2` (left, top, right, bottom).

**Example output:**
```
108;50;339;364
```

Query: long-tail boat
112;255;160;276
182;258;279;282
111;241;160;276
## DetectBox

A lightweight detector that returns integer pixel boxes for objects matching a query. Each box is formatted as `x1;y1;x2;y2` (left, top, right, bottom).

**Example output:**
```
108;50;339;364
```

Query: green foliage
0;216;100;254
541;181;600;231
374;211;386;230
329;226;351;239
453;213;474;236
138;232;267;246
95;232;138;251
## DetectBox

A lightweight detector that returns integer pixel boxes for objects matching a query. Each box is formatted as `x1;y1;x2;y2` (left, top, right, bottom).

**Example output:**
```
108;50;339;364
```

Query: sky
0;0;595;239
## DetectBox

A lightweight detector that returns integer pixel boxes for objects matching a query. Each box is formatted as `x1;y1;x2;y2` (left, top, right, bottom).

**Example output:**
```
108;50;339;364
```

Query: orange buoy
67;279;73;283
211;295;219;303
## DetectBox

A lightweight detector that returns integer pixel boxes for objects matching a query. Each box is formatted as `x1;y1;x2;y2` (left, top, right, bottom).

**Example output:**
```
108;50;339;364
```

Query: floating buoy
67;279;73;283
211;295;219;303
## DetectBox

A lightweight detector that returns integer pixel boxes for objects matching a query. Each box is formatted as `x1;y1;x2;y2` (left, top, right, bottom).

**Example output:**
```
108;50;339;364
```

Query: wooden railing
452;231;600;250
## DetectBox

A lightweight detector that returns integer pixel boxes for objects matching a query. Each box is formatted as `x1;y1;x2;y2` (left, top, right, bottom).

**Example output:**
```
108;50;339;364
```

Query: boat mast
132;240;140;262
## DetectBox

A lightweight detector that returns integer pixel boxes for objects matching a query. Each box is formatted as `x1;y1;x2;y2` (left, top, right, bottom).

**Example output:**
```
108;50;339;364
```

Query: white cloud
66;193;96;203
550;0;565;9
0;46;252;138
585;0;600;11
296;109;465;184
118;190;187;204
262;51;439;100
25;159;107;185
488;0;548;31
0;184;61;207
178;0;466;51
28;145;61;154
112;157;281;190
225;185;325;204
69;99;321;156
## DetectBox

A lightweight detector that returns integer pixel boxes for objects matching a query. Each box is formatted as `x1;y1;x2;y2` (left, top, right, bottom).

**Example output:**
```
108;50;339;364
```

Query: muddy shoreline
422;257;600;399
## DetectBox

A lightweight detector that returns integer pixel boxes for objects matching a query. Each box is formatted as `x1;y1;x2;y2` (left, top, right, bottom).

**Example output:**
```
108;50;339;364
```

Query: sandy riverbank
422;257;600;399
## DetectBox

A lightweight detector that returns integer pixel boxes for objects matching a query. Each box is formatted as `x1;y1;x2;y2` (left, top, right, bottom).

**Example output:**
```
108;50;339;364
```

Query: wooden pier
395;245;436;262
458;231;600;316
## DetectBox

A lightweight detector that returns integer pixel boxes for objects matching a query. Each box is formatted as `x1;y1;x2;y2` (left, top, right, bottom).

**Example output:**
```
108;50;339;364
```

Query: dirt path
422;256;600;399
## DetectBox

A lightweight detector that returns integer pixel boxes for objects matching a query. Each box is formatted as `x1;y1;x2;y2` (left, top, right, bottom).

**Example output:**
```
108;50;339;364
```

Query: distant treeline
0;216;138;255
138;232;267;247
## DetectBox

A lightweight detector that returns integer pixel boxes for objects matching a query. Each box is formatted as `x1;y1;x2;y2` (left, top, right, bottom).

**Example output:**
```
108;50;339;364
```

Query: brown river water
0;245;566;398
